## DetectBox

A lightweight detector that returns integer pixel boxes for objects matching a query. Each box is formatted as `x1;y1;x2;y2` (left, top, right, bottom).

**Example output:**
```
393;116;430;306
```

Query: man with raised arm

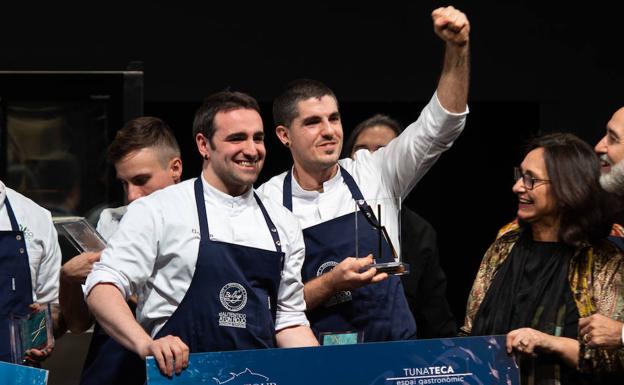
259;6;470;343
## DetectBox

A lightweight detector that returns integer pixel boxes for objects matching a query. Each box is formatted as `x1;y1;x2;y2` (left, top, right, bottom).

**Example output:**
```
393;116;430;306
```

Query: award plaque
355;197;409;275
10;304;54;365
53;216;106;254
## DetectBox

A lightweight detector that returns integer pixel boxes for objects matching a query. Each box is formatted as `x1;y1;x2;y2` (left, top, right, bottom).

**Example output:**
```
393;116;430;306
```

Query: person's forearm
436;43;470;113
304;273;335;310
276;325;319;347
59;277;92;333
87;283;152;357
547;336;579;368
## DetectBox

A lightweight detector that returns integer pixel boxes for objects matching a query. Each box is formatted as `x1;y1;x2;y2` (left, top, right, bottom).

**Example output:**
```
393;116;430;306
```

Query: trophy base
369;261;410;276
319;331;363;345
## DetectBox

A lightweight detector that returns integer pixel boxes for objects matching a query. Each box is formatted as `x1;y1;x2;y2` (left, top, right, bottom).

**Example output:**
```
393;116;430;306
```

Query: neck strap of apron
4;197;21;232
282;165;380;227
194;178;282;253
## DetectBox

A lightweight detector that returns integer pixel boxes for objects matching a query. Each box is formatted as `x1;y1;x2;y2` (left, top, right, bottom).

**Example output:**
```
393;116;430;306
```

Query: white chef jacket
0;181;61;304
85;176;308;336
258;93;468;255
96;206;127;242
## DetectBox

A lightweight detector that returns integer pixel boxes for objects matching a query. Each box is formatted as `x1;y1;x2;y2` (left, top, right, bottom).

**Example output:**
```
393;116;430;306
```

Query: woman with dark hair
461;133;624;384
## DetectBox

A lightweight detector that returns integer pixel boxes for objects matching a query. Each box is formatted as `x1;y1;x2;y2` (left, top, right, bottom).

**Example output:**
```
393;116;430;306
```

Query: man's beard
599;154;624;195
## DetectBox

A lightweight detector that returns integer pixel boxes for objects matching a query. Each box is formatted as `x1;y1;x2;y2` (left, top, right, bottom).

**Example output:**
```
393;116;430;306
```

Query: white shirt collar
290;166;343;200
200;174;254;210
0;180;6;206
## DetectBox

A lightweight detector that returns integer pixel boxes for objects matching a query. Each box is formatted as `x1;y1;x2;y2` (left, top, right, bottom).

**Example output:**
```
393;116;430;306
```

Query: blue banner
0;361;48;384
147;335;519;385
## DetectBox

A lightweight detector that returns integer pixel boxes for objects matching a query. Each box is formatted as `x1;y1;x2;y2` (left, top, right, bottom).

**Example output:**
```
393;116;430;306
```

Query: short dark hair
272;79;338;127
522;132;616;247
343;114;402;158
107;116;180;167
192;91;260;144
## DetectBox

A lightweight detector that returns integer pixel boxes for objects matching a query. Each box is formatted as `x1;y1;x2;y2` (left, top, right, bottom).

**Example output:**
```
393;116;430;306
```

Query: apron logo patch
219;283;248;329
317;261;352;307
316;261;339;277
19;225;34;240
220;283;248;311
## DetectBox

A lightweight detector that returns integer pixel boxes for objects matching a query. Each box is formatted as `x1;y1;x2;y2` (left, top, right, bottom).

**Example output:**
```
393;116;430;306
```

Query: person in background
580;106;624;350
57;116;182;385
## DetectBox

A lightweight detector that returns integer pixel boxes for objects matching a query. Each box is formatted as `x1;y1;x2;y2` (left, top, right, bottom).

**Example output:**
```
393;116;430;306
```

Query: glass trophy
53;216;107;253
10;303;54;364
354;196;409;275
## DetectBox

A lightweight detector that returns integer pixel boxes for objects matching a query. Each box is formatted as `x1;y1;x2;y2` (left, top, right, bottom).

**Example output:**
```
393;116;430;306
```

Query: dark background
2;1;623;327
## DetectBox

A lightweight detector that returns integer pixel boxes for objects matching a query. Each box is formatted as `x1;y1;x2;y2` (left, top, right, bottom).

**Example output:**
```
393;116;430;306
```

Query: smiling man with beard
577;107;624;351
595;107;624;195
84;91;317;385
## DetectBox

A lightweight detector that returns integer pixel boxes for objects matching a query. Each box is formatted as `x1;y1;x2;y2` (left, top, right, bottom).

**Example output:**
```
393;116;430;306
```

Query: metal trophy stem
367;201;410;276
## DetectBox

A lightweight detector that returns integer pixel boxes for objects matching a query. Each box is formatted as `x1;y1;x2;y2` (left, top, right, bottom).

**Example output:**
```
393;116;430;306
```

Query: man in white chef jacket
258;6;470;343
85;91;317;383
58;116;183;385
0;179;63;363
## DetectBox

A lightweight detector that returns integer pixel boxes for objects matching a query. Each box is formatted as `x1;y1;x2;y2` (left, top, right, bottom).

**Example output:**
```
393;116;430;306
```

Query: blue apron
0;197;34;362
283;166;416;342
81;178;284;385
80;318;143;385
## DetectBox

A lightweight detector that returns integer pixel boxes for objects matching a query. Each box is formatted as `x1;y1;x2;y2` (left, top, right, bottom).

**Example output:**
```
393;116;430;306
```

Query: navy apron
0;197;34;362
81;178;284;385
283;166;416;342
80;316;144;385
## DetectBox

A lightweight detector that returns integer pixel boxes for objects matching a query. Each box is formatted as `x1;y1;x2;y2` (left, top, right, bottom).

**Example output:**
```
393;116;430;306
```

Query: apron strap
282;169;294;211
4;197;21;232
338;166;380;228
253;193;282;253
194;178;210;242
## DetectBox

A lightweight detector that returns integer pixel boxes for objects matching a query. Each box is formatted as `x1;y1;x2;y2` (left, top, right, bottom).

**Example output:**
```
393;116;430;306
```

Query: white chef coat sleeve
33;210;61;304
84;198;162;300
373;92;468;199
274;208;310;330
